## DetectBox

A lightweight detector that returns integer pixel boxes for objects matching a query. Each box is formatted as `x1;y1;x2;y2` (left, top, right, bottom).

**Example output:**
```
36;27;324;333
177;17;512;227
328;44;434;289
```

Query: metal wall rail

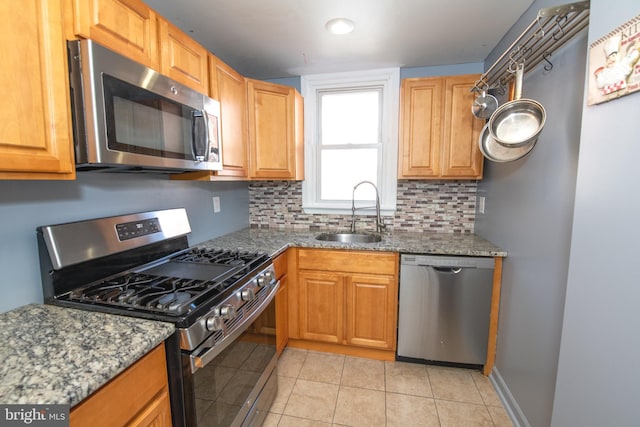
473;1;590;94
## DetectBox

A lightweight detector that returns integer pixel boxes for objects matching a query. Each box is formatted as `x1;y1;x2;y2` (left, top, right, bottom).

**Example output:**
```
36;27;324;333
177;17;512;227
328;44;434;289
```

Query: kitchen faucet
350;180;386;233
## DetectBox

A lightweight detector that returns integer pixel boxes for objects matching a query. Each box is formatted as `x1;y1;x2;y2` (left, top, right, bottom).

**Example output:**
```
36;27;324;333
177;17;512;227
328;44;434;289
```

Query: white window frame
301;68;399;215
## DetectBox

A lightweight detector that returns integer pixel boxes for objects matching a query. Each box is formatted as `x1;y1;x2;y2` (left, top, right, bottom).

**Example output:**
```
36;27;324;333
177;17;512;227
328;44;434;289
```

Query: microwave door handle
191;111;209;162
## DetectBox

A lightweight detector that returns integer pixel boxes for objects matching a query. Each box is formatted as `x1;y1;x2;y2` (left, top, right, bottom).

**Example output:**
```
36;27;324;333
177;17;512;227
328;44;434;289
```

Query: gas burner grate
67;273;224;316
174;248;267;268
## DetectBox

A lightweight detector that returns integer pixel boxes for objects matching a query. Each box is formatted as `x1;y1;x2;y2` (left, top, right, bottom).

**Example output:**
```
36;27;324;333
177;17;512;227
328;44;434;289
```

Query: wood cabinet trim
484;256;503;375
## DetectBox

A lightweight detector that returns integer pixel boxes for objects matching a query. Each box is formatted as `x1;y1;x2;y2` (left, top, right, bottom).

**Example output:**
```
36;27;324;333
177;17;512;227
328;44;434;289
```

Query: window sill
302;206;396;216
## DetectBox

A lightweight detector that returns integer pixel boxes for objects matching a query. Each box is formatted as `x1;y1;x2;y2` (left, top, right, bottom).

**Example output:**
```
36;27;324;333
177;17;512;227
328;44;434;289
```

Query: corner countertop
0;304;174;406
197;227;507;258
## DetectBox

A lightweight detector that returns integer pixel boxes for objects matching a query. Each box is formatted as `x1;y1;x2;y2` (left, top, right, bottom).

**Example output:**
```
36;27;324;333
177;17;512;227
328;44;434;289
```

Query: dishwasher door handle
433;266;463;274
401;254;495;270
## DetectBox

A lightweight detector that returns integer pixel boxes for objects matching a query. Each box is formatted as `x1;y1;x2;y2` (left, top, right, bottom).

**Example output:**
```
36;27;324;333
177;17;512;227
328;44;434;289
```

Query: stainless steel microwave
68;39;222;173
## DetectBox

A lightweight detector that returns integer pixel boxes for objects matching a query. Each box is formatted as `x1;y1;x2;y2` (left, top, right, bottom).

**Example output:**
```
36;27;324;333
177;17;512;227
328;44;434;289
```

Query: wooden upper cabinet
399;74;483;180
0;0;75;180
158;17;209;94
70;0;159;69
398;78;442;178
247;79;304;180
210;55;248;178
441;75;484;178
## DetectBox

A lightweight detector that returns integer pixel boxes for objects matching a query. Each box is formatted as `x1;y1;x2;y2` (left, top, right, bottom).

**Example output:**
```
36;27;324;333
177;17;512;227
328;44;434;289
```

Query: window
301;69;399;215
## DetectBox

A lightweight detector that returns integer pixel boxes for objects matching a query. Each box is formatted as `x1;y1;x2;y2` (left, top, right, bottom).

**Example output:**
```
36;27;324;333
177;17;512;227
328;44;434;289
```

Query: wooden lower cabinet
345;273;397;350
292;249;398;357
70;343;171;427
299;270;344;344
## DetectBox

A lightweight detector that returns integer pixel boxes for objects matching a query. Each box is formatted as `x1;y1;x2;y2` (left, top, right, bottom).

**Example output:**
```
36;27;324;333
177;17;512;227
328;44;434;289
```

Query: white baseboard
489;368;531;427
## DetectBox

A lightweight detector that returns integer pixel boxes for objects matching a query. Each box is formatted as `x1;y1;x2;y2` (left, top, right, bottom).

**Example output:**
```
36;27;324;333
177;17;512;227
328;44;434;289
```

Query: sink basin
315;232;382;243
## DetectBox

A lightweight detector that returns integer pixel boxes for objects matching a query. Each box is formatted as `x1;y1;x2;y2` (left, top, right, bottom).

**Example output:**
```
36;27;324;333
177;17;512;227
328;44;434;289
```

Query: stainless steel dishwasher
397;254;494;366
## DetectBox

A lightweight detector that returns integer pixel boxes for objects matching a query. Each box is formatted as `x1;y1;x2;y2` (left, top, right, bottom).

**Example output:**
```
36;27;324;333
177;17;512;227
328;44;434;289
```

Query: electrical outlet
212;196;221;213
478;196;486;214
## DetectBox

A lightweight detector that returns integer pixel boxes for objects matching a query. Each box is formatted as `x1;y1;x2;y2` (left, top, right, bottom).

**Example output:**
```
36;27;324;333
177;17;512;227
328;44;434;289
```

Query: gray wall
474;0;587;426
0;173;249;313
271;62;485;89
552;0;640;425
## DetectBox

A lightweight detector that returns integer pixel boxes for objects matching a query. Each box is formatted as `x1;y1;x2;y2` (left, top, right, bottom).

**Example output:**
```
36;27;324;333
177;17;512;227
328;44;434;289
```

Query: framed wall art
587;14;640;105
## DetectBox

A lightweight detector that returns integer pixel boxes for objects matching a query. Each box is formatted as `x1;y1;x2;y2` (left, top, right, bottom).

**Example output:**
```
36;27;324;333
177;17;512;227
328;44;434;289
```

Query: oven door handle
190;280;280;373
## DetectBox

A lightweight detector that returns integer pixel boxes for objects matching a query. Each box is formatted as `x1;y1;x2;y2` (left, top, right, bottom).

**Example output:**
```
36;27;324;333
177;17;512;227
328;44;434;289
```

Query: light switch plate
212;196;221;213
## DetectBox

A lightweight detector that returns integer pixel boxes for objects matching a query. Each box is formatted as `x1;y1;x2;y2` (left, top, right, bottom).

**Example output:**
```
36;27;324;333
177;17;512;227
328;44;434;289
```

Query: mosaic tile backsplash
249;180;477;233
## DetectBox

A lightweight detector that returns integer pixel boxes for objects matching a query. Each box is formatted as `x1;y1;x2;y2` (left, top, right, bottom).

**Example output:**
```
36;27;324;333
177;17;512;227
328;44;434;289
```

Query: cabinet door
398;77;442;178
126;390;172;427
71;0;158;69
0;0;75;180
345;274;398;350
211;55;248;177
159;17;209;93
298;270;344;343
247;80;301;180
441;75;484;178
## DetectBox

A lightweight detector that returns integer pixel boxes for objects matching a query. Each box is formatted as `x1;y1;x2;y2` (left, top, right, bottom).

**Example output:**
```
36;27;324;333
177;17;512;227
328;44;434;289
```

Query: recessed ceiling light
325;18;355;35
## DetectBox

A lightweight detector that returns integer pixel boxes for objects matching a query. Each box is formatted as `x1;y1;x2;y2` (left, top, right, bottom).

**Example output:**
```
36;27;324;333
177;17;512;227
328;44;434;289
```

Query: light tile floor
264;348;513;427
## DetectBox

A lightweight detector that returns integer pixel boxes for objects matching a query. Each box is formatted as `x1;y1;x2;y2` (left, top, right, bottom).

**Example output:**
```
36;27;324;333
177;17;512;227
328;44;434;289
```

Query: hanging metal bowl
488;63;546;148
478;122;536;163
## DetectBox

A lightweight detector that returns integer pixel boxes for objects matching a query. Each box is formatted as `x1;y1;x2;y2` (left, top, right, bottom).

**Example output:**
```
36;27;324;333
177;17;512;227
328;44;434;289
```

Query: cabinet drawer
298;249;397;275
273;252;288;279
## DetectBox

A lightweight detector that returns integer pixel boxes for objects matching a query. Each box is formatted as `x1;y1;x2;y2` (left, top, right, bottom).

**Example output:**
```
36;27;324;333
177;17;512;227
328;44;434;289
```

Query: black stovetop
56;248;270;319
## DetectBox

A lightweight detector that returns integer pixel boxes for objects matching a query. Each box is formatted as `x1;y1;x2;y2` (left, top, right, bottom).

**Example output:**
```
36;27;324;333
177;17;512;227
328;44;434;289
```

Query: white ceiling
146;0;536;80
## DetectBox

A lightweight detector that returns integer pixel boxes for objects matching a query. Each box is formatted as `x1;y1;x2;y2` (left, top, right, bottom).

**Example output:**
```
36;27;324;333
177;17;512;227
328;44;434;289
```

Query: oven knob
257;272;272;287
241;288;255;301
219;304;236;320
206;316;223;331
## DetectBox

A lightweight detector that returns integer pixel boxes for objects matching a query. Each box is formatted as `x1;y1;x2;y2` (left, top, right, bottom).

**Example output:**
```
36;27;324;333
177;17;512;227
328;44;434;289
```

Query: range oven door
180;287;279;427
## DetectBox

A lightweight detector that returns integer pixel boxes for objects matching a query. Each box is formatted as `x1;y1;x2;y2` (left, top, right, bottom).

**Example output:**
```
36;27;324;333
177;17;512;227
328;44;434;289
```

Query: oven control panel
116;218;161;241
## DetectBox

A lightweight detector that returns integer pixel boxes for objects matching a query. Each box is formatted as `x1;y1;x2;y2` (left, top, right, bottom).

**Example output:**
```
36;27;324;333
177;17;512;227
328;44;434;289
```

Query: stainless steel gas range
37;208;279;427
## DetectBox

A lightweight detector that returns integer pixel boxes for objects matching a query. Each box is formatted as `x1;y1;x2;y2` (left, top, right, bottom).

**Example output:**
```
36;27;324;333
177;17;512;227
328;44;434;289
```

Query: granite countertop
0;304;174;406
197;227;507;258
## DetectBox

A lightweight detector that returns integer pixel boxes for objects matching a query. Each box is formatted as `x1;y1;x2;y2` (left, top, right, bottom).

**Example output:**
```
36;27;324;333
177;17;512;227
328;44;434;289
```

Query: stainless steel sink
315;232;382;243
